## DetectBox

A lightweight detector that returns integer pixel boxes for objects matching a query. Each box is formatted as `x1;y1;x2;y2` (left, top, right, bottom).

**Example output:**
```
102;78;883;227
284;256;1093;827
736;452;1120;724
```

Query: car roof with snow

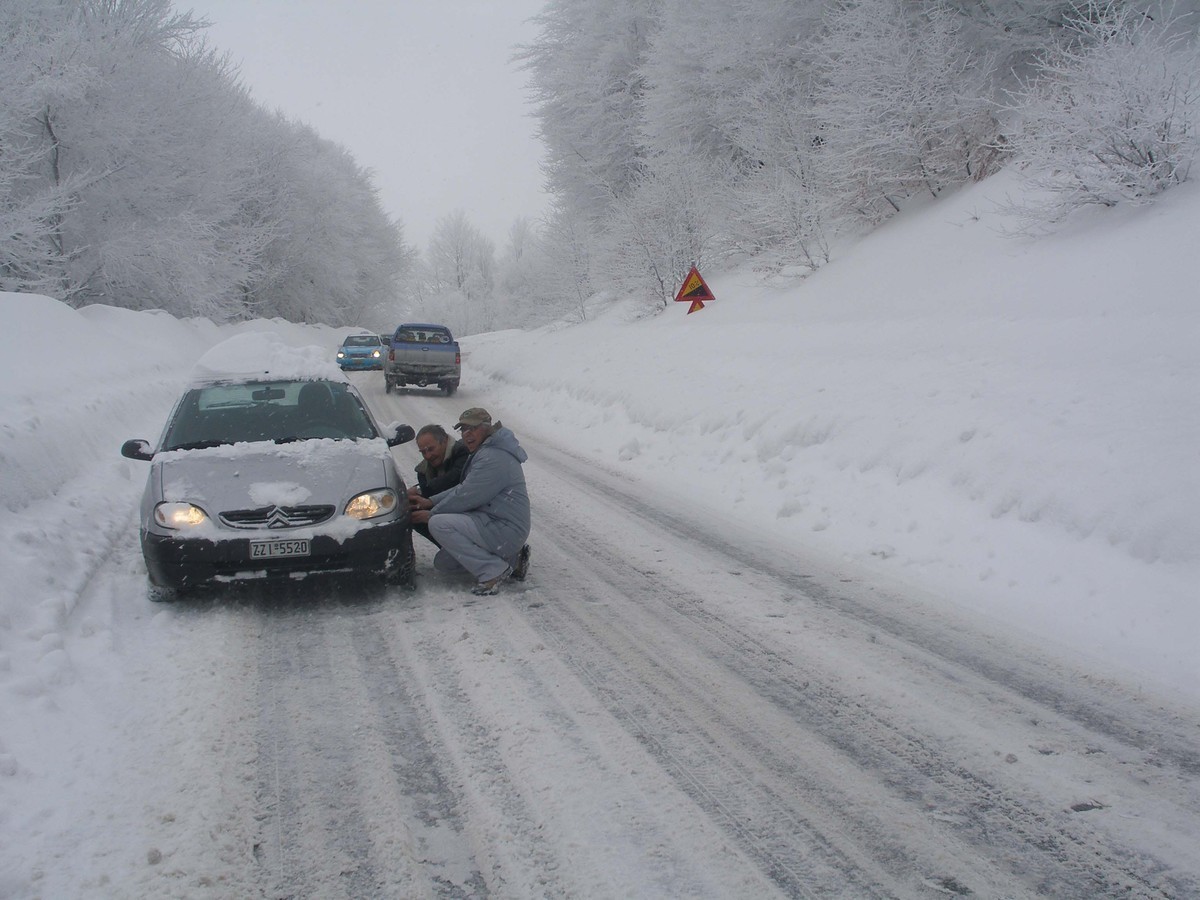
190;332;350;386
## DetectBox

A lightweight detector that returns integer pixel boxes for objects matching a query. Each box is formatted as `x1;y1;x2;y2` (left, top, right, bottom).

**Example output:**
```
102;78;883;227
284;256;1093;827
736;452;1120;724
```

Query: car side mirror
387;424;416;447
121;439;154;461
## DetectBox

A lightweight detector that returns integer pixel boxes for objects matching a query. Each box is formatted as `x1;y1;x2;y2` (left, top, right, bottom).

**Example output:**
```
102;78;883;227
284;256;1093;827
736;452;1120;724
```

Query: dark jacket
414;438;470;497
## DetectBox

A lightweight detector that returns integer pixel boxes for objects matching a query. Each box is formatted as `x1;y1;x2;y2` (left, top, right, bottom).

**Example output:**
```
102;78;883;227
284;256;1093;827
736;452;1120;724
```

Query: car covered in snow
121;334;417;600
336;332;385;370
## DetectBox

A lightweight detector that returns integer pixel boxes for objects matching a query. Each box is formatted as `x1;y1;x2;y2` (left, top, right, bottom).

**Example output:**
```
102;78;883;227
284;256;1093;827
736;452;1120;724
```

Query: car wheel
384;532;416;590
442;382;457;397
384;377;393;394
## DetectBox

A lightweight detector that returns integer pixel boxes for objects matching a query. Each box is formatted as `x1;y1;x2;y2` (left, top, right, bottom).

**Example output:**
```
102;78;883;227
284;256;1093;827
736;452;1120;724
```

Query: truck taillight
388;349;395;361
455;351;461;364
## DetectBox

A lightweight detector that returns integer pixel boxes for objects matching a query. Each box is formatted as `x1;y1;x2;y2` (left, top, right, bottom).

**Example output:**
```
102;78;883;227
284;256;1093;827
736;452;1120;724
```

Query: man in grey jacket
409;407;532;595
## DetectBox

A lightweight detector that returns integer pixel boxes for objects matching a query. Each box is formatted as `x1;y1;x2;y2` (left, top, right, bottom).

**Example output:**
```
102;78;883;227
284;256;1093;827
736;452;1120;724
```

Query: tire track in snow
517;441;1199;899
533;440;1200;780
251;594;485;897
382;587;788;899
378;596;581;899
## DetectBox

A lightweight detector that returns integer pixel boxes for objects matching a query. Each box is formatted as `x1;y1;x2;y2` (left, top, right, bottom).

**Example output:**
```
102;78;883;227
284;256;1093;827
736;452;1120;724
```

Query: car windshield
343;335;380;347
160;379;378;450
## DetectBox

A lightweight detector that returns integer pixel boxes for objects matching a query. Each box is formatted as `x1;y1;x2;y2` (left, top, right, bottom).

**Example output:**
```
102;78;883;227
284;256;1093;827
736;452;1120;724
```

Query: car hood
155;438;396;515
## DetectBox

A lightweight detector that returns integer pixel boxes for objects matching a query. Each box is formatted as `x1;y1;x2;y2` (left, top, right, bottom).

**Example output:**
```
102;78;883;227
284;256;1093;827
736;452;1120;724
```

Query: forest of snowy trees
2;0;1197;329
0;0;410;325
519;0;1199;314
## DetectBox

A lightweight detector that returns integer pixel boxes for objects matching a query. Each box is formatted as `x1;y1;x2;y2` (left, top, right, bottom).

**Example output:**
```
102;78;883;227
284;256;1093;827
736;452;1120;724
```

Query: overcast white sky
185;1;550;251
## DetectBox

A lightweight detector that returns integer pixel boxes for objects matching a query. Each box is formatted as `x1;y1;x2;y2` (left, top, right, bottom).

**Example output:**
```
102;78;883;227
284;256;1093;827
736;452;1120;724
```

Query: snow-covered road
4;374;1198;898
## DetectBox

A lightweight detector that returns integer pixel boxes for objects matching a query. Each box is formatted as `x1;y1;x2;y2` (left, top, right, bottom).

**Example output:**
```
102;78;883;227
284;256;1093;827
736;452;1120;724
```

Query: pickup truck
383;323;461;396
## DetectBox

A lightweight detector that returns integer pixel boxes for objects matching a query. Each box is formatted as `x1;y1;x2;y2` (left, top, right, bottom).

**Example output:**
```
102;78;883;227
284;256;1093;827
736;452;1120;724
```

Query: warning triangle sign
674;266;715;312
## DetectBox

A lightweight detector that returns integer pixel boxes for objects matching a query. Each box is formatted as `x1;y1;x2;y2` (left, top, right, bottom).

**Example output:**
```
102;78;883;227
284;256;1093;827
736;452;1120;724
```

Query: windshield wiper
275;434;349;444
166;439;228;451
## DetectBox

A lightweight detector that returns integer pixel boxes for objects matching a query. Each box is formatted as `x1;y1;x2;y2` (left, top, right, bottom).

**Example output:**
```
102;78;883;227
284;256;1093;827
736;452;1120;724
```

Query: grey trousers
428;514;511;583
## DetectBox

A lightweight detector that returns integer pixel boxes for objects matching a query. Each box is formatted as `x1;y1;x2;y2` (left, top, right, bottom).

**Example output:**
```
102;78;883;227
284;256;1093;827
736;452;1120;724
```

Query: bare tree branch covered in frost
1004;0;1200;223
534;202;598;323
516;0;661;229
640;0;826;175
601;151;734;309
639;0;835;275
423;211;498;336
810;0;999;223
726;62;834;274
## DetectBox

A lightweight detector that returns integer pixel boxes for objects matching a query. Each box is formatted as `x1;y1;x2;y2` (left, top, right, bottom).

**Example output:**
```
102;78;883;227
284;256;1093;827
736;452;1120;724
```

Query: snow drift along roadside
459;168;1199;697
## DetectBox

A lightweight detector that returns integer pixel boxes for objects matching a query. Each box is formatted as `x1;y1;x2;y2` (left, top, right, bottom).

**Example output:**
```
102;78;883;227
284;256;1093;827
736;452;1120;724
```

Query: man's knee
432;548;466;574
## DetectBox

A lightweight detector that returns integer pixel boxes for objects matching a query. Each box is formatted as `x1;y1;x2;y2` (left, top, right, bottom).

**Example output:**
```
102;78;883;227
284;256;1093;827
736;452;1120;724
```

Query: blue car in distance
337;333;385;370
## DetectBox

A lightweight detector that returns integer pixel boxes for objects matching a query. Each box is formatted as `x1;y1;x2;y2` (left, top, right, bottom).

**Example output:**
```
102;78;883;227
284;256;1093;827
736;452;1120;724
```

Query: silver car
121;371;416;600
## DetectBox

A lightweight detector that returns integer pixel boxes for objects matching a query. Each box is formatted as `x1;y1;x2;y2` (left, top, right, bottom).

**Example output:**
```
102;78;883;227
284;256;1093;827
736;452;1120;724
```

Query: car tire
384;532;417;590
384;377;393;394
442;382;457;397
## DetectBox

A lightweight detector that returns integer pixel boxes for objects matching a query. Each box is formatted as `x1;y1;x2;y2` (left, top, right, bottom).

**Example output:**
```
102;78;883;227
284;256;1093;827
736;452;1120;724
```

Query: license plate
250;538;310;559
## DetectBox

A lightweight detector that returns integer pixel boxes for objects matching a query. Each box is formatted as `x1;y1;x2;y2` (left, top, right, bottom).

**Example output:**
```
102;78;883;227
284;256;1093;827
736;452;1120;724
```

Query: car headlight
337;351;345;358
345;489;398;520
371;349;381;358
154;502;209;529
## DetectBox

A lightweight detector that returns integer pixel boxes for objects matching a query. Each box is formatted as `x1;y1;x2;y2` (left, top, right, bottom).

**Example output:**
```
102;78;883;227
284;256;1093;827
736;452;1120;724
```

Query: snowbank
461;169;1200;696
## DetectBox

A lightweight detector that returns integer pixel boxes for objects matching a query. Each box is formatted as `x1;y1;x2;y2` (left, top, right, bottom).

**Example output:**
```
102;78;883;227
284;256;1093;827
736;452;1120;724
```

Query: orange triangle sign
675;266;715;306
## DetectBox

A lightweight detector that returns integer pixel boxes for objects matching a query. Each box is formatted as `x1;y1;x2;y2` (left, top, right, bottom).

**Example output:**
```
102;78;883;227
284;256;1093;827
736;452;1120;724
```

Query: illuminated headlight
154;502;209;529
337;351;346;358
371;349;381;358
345;489;398;520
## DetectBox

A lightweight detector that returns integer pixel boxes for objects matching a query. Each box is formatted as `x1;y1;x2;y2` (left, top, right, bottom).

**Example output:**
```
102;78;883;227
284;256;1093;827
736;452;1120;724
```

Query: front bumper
142;517;410;590
385;367;460;385
338;356;383;370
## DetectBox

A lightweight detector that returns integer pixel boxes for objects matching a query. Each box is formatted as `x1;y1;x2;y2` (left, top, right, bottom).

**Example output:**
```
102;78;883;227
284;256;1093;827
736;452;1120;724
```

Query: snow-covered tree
723;60;835;272
517;0;1017;299
1;0;410;325
1005;0;1200;222
517;0;661;226
602;150;732;308
810;0;998;223
241;120;407;325
640;0;824;171
493;217;540;322
533;201;596;323
426;211;497;335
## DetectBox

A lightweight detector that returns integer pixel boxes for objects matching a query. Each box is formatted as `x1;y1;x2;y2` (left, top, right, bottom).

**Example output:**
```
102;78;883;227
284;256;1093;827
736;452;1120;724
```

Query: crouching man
409;408;532;595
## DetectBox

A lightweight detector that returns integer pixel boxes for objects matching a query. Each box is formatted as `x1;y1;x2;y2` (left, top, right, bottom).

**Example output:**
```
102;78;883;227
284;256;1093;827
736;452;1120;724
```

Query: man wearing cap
409;407;532;595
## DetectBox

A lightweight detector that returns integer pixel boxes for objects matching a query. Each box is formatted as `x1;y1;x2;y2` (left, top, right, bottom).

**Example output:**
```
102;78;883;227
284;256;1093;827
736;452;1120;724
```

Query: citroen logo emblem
266;507;291;528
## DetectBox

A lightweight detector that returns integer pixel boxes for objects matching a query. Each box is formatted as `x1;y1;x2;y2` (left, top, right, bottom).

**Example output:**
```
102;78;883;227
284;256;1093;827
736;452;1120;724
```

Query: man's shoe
512;544;531;581
471;567;512;596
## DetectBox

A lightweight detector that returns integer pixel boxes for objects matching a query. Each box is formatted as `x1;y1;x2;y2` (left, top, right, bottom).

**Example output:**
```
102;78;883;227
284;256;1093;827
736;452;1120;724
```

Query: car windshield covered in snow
161;378;377;450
